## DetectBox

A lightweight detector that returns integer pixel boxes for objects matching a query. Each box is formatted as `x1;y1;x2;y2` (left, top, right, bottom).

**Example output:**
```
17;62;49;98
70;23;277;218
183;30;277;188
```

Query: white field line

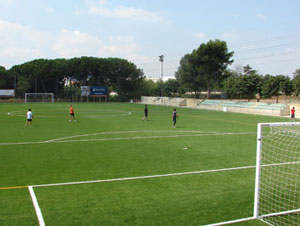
7;110;131;118
0;131;255;146
30;160;300;188
32;165;257;188
202;216;256;226
23;160;300;226
28;186;45;226
46;131;143;142
46;130;222;142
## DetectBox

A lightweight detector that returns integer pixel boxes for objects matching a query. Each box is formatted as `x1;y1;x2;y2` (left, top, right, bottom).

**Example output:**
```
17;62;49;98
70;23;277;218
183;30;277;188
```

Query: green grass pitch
0;102;289;226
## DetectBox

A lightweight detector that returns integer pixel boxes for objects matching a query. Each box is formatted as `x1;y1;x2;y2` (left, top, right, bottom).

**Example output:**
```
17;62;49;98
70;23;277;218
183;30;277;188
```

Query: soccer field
0;102;290;226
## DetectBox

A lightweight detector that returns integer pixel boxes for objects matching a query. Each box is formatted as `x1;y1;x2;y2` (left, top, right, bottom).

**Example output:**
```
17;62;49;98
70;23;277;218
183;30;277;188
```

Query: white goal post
254;122;300;226
25;93;54;103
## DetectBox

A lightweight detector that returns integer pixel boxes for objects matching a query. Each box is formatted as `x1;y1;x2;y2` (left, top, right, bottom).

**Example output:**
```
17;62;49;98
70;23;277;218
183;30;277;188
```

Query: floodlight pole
159;55;164;97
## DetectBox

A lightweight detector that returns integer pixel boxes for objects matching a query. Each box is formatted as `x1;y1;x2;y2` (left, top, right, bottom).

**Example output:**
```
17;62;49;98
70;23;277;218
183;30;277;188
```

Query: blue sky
0;0;300;79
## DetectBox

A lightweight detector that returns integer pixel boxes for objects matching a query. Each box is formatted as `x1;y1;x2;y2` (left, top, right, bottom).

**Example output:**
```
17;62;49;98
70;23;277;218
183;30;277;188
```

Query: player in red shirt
69;105;76;122
291;107;295;121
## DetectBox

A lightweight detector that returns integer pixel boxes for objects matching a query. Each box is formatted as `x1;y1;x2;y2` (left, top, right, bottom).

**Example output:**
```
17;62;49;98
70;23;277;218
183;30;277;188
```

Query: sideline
33;164;256;188
1;161;299;190
0;164;256;190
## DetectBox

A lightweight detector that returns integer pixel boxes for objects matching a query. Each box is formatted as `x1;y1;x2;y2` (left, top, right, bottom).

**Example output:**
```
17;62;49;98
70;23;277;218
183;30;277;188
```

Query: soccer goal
25;93;54;103
254;122;300;226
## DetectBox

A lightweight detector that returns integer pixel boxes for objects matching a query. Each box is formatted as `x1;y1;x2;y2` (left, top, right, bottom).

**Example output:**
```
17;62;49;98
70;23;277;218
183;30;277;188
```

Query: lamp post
159;55;164;97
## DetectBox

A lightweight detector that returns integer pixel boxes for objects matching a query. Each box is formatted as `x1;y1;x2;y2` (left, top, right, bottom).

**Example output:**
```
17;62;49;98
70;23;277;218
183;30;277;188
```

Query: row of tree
223;66;299;102
0;39;300;101
0;57;144;100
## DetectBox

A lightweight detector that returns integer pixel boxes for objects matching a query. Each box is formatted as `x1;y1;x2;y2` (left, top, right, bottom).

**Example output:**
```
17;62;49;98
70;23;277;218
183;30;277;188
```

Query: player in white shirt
26;109;33;126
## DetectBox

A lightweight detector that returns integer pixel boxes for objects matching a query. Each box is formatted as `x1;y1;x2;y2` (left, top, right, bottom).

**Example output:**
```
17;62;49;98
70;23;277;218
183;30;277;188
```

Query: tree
223;75;240;99
0;66;12;89
191;39;234;98
63;85;81;101
223;66;262;101
138;79;157;97
279;75;294;97
16;77;31;95
106;58;144;100
243;64;257;75
239;74;262;101
293;69;300;96
262;75;292;103
154;80;164;97
175;53;203;97
163;79;180;97
8;57;145;101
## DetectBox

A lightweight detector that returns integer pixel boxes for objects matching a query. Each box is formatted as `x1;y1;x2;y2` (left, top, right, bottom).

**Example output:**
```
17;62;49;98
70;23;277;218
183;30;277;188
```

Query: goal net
25;93;54;103
254;122;300;226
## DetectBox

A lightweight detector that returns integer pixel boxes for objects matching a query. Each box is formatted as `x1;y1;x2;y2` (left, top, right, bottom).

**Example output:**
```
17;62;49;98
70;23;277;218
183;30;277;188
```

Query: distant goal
25;93;54;103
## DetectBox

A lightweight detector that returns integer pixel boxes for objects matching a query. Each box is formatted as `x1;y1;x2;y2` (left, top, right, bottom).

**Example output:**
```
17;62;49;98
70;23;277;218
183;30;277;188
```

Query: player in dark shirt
143;105;148;121
173;108;178;128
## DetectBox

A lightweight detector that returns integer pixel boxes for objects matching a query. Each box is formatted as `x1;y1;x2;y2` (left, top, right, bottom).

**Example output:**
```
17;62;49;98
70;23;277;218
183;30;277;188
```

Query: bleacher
200;99;288;115
222;101;255;108
141;97;290;117
200;100;223;105
255;103;286;110
200;100;287;110
201;100;254;108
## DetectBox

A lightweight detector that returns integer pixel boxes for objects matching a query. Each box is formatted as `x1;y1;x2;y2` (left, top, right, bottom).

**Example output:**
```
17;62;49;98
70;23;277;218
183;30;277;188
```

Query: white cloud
97;43;140;57
0;20;50;65
2;47;40;58
195;32;207;39
53;30;140;58
127;54;153;63
222;32;238;40
88;5;162;22
0;20;48;44
0;19;143;68
52;30;103;57
108;35;135;43
256;14;266;21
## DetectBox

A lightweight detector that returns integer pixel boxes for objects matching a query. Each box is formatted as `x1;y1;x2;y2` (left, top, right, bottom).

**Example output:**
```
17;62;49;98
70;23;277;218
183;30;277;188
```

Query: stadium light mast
159;55;164;97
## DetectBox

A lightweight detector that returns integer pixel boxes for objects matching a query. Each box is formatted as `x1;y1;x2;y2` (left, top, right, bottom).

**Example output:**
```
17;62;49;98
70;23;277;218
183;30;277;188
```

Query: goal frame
254;122;300;220
25;93;54;103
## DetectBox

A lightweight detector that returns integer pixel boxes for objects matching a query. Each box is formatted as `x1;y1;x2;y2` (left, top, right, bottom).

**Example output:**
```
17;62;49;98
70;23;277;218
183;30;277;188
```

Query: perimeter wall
141;96;293;117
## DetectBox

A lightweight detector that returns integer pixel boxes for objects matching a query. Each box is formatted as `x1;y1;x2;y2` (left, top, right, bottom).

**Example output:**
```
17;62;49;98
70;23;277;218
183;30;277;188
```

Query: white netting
25;93;54;103
258;124;300;226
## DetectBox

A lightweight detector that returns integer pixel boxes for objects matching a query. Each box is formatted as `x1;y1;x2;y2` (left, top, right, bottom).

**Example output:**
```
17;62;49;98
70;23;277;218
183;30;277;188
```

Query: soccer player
25;109;33;126
172;108;178;128
143;105;148;121
69;105;76;122
291;107;295;121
